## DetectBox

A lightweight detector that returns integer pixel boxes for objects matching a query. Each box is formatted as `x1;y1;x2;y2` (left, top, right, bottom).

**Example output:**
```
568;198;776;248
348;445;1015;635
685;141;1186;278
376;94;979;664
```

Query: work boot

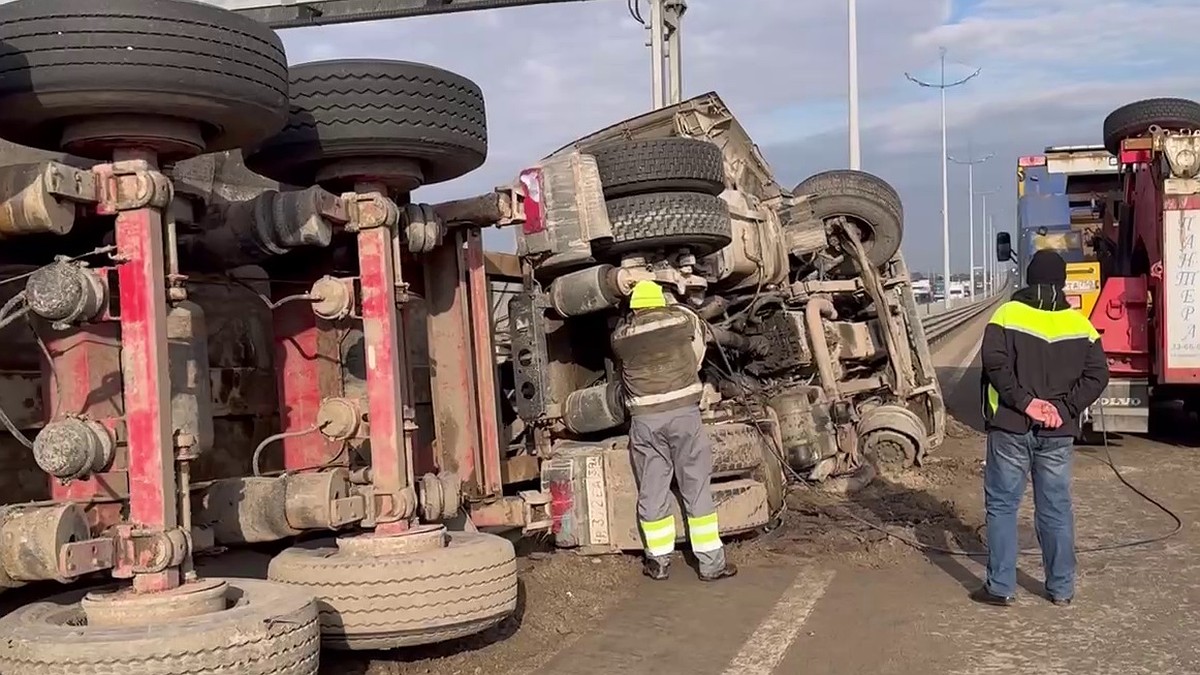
699;563;738;582
969;586;1014;607
1050;596;1073;607
643;558;669;581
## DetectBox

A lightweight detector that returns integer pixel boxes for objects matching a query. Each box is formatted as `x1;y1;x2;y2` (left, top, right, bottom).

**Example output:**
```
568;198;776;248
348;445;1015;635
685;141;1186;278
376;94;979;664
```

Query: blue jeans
984;430;1076;600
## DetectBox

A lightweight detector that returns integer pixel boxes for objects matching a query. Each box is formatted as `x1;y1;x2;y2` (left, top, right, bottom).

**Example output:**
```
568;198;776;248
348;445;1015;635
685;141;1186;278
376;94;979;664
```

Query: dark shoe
643;558;669;581
970;586;1015;607
1050;596;1073;607
699;563;738;582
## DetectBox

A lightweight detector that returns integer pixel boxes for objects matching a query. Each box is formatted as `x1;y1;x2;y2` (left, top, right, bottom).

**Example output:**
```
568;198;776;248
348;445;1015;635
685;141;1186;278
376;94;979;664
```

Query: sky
278;0;1199;275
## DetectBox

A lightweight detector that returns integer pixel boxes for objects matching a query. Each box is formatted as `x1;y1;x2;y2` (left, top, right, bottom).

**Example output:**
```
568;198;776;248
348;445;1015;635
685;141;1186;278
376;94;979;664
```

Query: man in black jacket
973;249;1109;607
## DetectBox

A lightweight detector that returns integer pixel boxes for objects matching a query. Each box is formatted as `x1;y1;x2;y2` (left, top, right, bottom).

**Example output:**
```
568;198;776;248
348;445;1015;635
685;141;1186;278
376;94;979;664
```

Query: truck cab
496;92;946;553
1015;145;1118;319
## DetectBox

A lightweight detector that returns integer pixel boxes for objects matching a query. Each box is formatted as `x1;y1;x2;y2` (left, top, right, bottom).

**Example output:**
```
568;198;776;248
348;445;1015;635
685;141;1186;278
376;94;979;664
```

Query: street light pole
948;147;994;301
977;188;999;295
988;213;996;292
847;0;860;170
665;0;685;105
644;0;686;109
648;0;664;108
906;49;981;311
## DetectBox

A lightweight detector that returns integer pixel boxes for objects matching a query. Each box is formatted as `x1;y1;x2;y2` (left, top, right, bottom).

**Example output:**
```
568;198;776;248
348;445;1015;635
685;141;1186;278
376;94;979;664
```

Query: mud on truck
0;1;945;669
493;94;948;553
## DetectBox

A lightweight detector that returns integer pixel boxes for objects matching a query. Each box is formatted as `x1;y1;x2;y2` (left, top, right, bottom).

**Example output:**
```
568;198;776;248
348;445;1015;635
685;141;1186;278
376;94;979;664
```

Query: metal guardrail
920;292;1007;342
914;296;977;317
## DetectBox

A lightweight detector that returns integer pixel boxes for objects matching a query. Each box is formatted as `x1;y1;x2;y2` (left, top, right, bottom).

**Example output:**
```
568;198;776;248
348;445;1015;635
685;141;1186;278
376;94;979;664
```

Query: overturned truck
0;0;942;667
489;94;947;552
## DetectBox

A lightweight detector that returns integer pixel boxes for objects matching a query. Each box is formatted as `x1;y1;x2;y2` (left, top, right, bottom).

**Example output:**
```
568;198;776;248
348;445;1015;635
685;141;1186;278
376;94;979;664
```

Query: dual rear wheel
0;0;514;665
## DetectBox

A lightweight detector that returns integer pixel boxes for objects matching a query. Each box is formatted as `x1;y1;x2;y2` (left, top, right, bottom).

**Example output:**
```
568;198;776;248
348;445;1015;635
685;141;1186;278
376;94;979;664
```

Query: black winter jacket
980;285;1110;437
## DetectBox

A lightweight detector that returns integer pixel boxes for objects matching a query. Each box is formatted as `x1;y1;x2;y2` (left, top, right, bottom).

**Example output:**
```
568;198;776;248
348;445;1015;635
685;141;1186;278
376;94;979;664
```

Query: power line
628;0;644;25
905;48;981;311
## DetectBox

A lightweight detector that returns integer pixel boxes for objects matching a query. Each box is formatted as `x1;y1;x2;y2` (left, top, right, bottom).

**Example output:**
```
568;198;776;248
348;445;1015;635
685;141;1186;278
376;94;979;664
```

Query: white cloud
278;0;941;198
272;0;1196;269
891;0;1200;141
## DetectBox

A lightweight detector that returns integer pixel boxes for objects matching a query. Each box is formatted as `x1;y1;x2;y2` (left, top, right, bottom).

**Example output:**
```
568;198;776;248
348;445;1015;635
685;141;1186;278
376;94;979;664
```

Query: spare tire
793;169;903;270
245;59;487;190
0;0;289;157
599;191;733;258
268;531;517;651
1102;97;1200;155
0;578;320;675
590;138;725;198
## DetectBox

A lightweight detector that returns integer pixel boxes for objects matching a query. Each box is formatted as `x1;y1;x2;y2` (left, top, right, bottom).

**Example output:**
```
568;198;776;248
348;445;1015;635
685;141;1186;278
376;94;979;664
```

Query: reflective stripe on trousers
639;515;676;557
687;512;721;553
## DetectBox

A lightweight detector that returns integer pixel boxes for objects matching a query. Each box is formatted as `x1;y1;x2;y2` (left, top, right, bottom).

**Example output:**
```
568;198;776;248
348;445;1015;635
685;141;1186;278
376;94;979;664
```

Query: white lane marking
721;568;836;675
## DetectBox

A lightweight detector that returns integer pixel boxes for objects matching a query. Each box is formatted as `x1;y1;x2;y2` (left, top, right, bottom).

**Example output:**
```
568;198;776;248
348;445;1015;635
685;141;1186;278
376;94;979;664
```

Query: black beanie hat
1026;249;1067;287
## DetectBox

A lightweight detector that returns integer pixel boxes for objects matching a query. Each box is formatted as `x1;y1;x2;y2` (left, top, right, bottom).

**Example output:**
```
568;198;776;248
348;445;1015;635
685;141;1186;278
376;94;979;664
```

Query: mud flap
1085;379;1150;434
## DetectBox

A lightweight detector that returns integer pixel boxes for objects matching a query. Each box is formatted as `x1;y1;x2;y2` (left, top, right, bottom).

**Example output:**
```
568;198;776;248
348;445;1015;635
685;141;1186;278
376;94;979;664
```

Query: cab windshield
1030;230;1086;264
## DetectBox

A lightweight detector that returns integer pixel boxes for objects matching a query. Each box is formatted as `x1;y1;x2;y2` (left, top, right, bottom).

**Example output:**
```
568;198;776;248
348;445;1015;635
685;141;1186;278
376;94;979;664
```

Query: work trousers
984;429;1076;600
628;405;726;576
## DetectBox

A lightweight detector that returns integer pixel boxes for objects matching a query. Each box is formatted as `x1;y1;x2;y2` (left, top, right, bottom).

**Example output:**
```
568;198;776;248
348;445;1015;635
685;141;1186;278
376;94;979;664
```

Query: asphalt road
316;309;1199;675
19;298;1150;675
532;313;1200;675
6;301;1188;675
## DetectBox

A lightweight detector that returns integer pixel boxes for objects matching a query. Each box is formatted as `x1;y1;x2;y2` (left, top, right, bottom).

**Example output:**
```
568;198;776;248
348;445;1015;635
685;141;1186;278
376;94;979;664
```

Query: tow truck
1000;98;1200;434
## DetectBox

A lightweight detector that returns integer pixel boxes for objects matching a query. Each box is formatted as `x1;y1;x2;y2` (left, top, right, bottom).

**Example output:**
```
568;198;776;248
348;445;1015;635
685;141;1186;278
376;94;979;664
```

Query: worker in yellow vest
609;280;737;582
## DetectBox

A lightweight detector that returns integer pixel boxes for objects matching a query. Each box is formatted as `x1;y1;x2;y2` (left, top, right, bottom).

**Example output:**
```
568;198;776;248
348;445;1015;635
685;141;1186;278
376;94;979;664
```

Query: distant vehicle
911;278;932;303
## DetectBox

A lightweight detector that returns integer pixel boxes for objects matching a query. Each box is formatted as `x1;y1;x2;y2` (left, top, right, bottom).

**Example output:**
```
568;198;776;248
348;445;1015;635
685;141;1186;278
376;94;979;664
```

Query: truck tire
793;169;903;270
0;0;289;157
600;191;733;258
709;479;772;535
590;138;725;198
709;423;765;478
0;578;320;675
268;531;518;650
1102;97;1200;155
244;59;487;189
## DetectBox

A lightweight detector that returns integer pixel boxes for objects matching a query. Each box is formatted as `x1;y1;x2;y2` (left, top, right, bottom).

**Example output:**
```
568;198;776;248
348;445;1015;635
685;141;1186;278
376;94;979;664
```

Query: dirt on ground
0;426;993;675
325;539;642;675
338;424;994;674
736;429;988;569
